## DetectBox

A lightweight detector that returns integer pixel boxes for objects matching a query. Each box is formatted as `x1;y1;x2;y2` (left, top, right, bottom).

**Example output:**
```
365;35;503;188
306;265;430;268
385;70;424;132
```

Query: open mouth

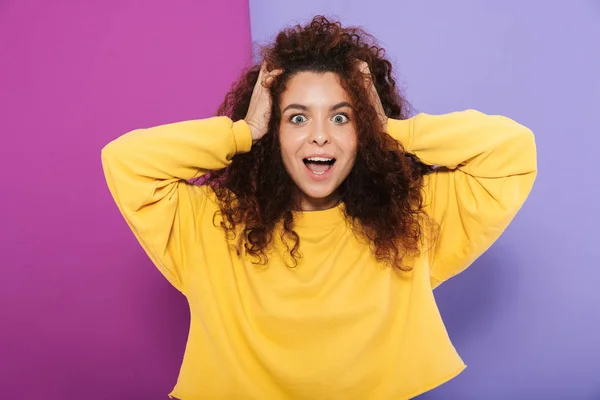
303;156;336;175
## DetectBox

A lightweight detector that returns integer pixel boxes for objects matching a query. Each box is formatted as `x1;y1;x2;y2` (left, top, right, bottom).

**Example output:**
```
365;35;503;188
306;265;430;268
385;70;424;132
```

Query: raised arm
387;110;537;288
101;64;281;293
101;117;252;292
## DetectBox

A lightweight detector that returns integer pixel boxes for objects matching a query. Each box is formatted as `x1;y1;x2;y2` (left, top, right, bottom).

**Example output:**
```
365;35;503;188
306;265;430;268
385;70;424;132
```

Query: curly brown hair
203;16;432;270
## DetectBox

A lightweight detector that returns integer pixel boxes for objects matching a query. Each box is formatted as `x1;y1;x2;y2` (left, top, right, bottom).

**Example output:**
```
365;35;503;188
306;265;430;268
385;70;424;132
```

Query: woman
102;16;537;400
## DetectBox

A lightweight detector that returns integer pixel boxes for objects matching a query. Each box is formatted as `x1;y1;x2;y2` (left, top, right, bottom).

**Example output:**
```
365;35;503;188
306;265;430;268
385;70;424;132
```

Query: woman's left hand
357;60;388;131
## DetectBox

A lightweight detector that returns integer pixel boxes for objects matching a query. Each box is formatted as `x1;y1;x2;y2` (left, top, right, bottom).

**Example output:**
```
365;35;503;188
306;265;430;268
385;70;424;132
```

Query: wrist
245;120;260;142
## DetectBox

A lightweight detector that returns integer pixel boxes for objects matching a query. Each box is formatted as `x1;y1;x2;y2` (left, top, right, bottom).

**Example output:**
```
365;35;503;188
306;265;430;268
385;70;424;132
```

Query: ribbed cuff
232;119;253;154
386;117;413;151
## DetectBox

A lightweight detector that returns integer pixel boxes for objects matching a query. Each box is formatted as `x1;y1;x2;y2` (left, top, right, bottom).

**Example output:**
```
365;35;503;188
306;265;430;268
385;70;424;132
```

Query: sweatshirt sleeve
387;110;537;289
101;116;253;293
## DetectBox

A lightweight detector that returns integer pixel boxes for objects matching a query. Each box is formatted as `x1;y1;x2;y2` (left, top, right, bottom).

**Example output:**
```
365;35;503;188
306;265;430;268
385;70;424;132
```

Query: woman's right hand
244;63;283;142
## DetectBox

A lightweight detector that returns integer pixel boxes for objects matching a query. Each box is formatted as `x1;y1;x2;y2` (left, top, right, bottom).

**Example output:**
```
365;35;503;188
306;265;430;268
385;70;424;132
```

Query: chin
296;183;340;202
302;188;336;200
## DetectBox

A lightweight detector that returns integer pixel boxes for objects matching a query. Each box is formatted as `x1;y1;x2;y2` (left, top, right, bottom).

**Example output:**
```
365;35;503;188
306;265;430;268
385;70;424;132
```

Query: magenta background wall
248;1;600;399
0;1;252;398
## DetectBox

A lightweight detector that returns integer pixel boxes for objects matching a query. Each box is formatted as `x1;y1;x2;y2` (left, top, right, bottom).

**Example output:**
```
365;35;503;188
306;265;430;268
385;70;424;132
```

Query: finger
257;62;271;82
258;62;281;77
268;68;284;78
262;68;284;87
257;62;270;88
355;60;370;74
259;61;268;74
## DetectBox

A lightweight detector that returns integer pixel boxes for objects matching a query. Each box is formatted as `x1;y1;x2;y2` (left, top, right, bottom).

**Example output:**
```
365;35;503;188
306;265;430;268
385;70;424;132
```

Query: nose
308;121;331;146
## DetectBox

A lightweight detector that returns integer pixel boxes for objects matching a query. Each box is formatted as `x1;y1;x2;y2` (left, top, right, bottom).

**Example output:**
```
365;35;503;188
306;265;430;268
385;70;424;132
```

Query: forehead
280;71;350;105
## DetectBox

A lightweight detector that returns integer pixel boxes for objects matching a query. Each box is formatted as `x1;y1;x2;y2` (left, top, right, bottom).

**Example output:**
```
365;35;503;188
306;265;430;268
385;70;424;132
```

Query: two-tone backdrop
1;0;598;398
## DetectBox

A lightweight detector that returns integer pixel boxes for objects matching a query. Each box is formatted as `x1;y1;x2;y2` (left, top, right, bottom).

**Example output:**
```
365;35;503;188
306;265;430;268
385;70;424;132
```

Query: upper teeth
307;157;333;162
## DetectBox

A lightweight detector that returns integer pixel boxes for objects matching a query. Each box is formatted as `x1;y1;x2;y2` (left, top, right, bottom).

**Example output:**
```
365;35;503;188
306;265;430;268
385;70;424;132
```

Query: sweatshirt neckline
292;203;346;228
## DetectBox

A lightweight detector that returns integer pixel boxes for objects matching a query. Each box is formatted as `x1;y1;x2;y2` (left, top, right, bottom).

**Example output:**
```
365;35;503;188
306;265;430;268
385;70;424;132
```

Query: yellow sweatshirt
101;110;537;399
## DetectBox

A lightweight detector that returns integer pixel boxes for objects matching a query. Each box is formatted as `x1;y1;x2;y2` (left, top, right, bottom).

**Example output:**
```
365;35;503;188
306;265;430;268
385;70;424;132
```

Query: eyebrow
282;101;352;113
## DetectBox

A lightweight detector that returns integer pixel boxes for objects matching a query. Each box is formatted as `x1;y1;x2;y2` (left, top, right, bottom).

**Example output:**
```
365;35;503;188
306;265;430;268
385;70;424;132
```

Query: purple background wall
248;1;600;399
0;1;252;398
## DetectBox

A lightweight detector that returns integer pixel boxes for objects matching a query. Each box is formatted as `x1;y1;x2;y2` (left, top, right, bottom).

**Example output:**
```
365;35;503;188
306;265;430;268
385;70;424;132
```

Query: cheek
343;133;358;159
278;132;298;166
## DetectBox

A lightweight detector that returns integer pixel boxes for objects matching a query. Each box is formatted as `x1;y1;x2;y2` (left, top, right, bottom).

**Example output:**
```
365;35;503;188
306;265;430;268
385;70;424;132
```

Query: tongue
306;162;331;173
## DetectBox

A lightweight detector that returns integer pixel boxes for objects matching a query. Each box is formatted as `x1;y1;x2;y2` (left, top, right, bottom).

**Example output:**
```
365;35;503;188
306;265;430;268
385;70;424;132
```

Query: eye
332;113;349;124
290;114;308;124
